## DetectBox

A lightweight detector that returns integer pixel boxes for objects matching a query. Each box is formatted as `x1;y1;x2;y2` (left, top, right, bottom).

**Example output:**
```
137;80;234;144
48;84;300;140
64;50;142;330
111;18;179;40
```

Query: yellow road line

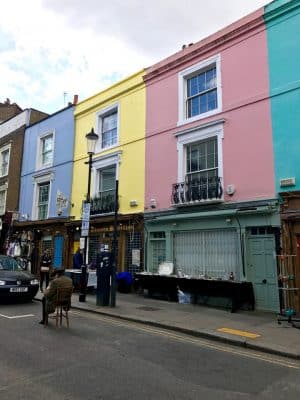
217;327;261;339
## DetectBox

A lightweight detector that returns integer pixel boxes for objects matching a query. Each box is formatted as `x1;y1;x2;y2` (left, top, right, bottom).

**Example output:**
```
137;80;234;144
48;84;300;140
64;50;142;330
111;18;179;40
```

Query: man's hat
51;268;65;276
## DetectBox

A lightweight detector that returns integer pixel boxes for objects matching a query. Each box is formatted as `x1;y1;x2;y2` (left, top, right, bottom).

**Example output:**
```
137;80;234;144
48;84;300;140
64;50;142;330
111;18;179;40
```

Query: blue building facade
16;105;75;272
265;0;300;312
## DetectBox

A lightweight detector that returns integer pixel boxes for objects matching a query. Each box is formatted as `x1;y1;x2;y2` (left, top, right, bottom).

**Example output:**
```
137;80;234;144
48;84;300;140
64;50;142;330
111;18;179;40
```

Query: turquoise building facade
265;0;300;313
265;0;300;193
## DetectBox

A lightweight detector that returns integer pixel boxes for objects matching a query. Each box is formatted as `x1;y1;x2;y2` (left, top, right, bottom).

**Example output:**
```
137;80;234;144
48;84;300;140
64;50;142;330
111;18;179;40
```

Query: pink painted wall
145;8;275;211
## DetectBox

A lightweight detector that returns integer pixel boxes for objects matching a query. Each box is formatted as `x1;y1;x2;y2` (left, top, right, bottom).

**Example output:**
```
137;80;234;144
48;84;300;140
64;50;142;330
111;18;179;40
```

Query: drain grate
137;306;161;312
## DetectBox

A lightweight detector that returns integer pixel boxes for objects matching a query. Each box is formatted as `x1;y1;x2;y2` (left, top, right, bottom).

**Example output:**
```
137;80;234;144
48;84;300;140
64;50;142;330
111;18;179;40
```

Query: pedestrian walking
39;249;52;292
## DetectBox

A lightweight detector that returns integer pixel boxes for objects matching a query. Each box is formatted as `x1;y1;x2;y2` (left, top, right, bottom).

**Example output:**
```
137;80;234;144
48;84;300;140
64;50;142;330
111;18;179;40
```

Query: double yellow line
70;310;300;370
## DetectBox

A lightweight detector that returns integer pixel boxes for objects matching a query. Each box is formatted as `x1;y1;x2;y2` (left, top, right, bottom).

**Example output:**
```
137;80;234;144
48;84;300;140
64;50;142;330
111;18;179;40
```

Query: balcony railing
90;190;116;215
171;176;223;205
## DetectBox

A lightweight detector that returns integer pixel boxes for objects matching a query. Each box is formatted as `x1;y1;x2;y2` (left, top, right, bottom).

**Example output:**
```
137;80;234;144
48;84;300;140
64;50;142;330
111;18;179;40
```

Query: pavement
35;290;300;360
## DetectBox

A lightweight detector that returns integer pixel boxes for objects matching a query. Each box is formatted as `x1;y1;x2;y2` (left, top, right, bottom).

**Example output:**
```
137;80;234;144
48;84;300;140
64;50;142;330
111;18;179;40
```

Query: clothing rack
277;254;300;328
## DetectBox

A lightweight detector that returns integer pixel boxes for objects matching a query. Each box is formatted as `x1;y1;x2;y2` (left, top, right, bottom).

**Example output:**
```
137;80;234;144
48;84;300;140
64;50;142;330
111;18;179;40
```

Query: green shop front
144;201;281;312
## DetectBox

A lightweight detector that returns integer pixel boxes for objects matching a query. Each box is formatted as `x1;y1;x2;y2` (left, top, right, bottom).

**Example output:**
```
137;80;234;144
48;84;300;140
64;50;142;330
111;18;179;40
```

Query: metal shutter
174;229;240;279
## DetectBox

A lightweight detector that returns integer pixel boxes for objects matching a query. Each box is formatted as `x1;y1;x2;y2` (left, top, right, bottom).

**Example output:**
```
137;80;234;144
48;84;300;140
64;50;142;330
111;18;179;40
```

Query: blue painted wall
265;0;300;193
19;105;75;219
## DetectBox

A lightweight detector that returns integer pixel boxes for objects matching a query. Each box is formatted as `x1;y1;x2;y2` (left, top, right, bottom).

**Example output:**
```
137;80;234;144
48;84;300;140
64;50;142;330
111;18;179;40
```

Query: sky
0;0;271;114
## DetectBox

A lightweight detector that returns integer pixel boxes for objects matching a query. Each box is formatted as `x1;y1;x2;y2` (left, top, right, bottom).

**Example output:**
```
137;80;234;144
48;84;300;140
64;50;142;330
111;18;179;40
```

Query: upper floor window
38;182;50;220
186;137;218;184
98;165;116;196
90;152;120;215
0;185;7;215
96;103;119;151
90;165;116;215
178;55;222;126
32;172;53;220
37;133;54;169
0;145;11;177
172;121;224;205
187;68;217;118
102;112;117;148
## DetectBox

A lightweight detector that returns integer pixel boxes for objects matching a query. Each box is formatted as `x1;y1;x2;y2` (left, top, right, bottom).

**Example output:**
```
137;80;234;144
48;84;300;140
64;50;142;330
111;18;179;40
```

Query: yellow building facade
70;70;146;272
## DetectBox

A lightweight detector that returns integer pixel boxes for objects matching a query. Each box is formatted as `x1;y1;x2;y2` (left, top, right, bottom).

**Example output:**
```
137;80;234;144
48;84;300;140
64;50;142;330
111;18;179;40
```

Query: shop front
145;201;281;312
279;191;300;313
12;218;72;274
67;213;144;276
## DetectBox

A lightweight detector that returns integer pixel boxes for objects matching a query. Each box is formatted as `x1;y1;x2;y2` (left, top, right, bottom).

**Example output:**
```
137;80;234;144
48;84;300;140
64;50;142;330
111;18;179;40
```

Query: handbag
41;266;50;272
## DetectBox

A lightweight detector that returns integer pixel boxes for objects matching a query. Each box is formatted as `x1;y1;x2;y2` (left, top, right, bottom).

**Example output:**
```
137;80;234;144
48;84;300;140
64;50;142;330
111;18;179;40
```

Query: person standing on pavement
39;249;52;292
39;268;73;325
73;247;83;269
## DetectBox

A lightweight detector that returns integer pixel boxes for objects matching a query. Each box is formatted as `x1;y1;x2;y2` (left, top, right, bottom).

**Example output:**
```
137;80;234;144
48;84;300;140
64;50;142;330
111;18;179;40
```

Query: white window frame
36;131;55;170
176;120;224;188
91;151;121;197
0;143;11;178
95;103;120;152
0;183;8;215
32;172;54;220
178;54;222;126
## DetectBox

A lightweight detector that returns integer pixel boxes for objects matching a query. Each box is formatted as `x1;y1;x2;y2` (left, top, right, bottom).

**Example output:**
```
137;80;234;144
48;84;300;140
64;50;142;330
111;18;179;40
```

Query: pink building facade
143;9;280;312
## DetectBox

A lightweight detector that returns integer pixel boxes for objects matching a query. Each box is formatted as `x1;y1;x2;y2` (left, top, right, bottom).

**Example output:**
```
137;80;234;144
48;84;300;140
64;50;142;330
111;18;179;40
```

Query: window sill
98;143;119;153
37;163;53;171
177;108;221;127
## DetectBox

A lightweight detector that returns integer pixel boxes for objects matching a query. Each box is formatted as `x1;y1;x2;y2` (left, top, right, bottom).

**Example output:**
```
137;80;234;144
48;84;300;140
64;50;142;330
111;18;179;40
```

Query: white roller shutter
174;229;240;279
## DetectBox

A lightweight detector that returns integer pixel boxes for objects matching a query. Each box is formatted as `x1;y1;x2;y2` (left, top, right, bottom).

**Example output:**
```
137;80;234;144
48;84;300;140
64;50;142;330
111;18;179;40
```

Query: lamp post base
79;293;86;302
79;264;87;302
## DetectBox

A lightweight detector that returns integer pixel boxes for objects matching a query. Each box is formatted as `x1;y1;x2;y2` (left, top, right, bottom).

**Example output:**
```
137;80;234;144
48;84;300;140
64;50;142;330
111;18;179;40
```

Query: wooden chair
45;287;73;328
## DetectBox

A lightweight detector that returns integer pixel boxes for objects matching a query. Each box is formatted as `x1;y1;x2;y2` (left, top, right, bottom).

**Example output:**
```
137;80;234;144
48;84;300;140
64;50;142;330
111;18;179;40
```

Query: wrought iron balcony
90;190;116;215
171;176;223;205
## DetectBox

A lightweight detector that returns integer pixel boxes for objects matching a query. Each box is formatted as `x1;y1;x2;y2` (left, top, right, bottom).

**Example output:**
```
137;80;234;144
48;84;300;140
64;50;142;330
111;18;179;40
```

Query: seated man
39;268;73;325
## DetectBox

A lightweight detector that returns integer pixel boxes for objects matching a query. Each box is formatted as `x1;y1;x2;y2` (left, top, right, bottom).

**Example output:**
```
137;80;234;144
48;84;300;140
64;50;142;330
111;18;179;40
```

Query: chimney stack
73;94;78;105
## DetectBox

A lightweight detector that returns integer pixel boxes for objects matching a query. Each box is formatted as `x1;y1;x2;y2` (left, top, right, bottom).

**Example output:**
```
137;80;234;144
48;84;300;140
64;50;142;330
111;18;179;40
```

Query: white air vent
226;184;235;195
129;200;138;207
280;177;296;187
150;198;157;208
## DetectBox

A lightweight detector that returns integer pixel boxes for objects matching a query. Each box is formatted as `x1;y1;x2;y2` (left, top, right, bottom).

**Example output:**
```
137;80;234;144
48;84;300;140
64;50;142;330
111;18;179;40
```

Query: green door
247;235;280;312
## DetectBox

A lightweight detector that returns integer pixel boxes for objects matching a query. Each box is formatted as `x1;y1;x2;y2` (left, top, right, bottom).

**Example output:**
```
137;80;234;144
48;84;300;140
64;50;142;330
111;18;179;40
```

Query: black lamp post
79;127;99;302
110;179;119;307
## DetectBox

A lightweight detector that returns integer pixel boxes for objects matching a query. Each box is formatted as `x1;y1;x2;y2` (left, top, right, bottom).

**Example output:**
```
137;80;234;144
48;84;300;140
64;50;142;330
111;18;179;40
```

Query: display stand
277;254;300;328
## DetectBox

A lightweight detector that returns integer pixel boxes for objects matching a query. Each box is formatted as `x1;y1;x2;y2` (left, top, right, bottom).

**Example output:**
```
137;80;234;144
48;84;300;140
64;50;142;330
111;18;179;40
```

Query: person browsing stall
73;247;83;269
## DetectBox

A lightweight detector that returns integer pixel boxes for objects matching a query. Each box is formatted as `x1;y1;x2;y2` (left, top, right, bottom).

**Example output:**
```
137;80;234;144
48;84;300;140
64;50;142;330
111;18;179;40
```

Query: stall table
65;269;97;291
135;273;255;313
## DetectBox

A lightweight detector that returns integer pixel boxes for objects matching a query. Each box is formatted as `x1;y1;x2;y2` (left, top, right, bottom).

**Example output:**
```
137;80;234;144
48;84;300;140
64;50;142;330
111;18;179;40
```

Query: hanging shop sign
81;202;91;237
56;190;69;216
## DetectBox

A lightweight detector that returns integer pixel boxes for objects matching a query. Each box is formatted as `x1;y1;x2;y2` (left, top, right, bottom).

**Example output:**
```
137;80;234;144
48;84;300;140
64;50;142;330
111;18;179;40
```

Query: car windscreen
0;257;23;271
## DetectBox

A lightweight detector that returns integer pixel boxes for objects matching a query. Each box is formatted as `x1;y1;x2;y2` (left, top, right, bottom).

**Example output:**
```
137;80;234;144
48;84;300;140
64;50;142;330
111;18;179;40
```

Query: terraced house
143;5;281;312
70;70;146;273
15;104;75;273
0;107;48;259
265;0;300;313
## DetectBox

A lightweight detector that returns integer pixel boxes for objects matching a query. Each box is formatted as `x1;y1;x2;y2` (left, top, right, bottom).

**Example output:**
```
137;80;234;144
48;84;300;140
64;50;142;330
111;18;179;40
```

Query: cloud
0;0;270;113
42;0;270;57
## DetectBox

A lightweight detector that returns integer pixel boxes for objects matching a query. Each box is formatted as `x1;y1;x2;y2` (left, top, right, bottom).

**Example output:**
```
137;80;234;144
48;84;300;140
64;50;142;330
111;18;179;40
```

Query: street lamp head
86;127;99;155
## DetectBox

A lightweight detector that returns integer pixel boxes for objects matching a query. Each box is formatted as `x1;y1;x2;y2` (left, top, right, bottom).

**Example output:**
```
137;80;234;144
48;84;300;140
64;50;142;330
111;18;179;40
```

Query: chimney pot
73;94;78;105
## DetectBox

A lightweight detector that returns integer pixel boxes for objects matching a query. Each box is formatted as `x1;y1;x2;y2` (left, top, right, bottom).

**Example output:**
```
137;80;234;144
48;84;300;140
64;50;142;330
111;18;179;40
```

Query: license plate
10;287;28;293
